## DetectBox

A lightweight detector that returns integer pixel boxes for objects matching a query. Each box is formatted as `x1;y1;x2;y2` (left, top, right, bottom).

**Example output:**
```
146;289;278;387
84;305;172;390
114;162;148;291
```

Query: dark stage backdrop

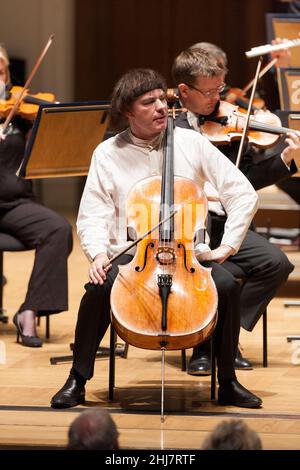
74;0;285;109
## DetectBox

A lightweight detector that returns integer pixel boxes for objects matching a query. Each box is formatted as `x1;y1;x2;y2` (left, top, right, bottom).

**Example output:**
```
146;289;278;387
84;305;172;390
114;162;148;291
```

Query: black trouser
72;254;240;383
210;214;294;331
0;200;73;314
276;178;300;205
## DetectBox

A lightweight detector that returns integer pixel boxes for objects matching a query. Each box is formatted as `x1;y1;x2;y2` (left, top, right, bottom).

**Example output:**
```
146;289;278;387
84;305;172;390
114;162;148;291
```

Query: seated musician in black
0;44;73;347
195;41;300;205
51;68;262;409
172;46;298;375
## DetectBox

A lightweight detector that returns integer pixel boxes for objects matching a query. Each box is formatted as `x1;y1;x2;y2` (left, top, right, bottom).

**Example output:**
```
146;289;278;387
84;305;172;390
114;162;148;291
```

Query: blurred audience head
201;418;262;450
67;407;119;450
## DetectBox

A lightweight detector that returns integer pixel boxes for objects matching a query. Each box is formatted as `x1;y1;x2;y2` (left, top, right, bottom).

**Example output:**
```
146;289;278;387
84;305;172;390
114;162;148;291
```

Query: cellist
172;46;298;376
51;68;261;409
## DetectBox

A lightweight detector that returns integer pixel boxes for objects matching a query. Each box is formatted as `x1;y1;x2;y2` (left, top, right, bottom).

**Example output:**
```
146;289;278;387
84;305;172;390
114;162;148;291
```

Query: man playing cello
51;68;262;409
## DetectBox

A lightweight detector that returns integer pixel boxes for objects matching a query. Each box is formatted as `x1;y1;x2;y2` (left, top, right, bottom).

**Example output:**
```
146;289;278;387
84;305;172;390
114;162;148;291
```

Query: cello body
110;173;218;350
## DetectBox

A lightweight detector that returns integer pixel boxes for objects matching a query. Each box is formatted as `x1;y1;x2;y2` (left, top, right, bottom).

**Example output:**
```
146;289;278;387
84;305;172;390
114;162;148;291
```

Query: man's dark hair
67;408;119;450
110;68;167;130
172;47;227;87
201;419;262;450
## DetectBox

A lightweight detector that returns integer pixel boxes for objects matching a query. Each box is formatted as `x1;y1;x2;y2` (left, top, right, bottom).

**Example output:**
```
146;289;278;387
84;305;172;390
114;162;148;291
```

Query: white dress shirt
77;126;258;261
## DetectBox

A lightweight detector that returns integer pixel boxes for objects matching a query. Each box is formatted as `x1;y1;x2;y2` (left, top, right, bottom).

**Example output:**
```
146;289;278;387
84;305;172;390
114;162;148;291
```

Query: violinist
193;41;300;205
0;44;73;347
172;46;297;375
51;68;262;409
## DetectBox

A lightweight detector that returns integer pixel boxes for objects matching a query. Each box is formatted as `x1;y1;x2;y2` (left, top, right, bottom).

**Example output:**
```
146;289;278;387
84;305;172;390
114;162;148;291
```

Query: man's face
178;74;225;116
125;88;168;139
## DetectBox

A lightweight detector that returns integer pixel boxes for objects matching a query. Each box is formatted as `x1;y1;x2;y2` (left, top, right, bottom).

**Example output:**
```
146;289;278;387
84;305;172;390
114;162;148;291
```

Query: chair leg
122;342;129;359
0;254;8;323
109;325;116;401
45;315;50;339
263;309;268;367
37;315;50;339
210;337;216;400
181;350;186;371
0;252;3;313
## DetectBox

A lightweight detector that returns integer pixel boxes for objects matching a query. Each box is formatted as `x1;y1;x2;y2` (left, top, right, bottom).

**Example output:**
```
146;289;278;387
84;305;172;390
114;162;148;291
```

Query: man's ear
178;83;189;99
124;108;132;119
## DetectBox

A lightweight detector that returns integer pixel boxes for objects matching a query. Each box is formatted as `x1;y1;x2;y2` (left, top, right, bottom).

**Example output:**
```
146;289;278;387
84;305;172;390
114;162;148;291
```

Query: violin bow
242;57;278;95
103;209;178;269
1;34;54;135
235;56;263;169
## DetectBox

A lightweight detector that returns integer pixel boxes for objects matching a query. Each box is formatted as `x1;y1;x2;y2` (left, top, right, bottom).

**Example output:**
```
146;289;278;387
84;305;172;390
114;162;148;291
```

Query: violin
200;100;295;149
0;86;56;120
0;35;54;138
224;87;265;112
110;116;218;351
223;57;280;112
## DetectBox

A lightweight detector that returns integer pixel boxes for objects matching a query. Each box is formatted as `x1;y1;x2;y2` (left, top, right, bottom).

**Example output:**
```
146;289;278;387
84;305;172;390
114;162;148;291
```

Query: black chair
285;300;300;345
108;326;217;401
0;232;50;337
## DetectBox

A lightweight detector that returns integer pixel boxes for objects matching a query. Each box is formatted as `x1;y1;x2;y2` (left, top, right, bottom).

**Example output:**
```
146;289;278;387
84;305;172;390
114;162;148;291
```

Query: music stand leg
49;343;126;365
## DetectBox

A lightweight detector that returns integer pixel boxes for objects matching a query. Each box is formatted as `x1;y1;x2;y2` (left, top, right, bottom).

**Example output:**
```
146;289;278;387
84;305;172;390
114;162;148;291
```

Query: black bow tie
197;101;227;126
198;114;228;126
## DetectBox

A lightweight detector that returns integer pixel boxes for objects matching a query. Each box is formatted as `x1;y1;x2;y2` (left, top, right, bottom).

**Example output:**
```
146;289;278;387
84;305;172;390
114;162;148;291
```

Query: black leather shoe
218;380;262;408
51;377;85;408
234;348;253;370
187;353;211;375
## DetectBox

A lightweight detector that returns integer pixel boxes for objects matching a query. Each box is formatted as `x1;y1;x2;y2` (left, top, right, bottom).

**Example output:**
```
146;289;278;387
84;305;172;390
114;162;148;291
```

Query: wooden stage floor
0;222;300;451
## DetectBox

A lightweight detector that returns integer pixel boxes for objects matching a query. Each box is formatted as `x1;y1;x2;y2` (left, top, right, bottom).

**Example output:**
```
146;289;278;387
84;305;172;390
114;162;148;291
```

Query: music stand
277;68;300;111
276;110;300;173
275;111;300;344
19;101;111;179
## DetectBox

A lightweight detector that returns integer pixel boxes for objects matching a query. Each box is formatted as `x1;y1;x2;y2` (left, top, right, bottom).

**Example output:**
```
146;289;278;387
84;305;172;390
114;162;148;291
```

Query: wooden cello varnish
110;117;218;351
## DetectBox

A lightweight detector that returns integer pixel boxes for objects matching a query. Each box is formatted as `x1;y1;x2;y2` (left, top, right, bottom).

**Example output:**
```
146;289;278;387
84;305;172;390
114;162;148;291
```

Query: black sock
218;377;236;387
70;367;86;385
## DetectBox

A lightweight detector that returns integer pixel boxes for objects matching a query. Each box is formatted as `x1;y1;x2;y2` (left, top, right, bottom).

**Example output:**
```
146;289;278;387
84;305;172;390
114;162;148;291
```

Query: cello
109;113;218;414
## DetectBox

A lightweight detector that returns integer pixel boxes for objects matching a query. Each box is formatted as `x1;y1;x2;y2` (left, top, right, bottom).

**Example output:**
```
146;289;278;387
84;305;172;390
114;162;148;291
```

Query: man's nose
155;98;167;111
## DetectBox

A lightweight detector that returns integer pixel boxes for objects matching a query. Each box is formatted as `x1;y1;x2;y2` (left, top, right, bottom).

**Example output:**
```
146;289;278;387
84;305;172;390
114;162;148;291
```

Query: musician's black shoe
188;346;252;375
218;379;262;408
187;352;211;375
51;376;86;408
235;348;253;370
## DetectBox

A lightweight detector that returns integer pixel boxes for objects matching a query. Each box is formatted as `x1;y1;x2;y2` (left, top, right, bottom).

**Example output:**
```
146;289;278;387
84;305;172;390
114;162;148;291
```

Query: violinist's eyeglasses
187;82;226;98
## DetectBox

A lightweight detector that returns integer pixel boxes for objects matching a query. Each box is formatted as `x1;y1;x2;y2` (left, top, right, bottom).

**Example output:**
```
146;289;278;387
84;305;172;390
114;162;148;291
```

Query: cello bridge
156;246;175;265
